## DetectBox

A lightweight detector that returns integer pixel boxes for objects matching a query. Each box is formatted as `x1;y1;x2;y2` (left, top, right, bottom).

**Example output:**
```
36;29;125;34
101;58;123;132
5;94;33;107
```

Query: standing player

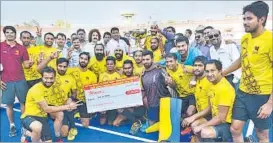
0;26;33;137
223;1;272;142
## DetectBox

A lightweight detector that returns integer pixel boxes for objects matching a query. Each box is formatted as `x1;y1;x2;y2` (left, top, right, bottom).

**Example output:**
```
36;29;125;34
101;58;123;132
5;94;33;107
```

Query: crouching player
182;56;211;141
189;60;235;142
37;52;79;140
21;67;81;142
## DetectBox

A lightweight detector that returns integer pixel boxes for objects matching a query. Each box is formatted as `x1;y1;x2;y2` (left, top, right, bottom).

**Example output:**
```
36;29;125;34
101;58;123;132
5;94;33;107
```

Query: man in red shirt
0;26;34;137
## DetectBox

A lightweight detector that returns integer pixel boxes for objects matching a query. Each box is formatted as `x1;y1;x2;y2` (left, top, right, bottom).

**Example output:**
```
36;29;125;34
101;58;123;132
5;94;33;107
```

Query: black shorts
232;89;272;130
77;102;93;118
107;109;117;123
62;110;76;128
213;123;232;142
62;111;69;126
179;95;196;115
120;106;146;122
21;116;52;141
27;79;41;89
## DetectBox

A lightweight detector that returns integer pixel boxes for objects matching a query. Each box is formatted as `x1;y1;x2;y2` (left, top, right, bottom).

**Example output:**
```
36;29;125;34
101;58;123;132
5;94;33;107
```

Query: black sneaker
9;126;17;137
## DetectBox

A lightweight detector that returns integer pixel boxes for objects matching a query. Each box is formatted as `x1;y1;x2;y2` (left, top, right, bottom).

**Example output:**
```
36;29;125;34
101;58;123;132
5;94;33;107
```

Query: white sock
10;123;15;128
55;132;60;137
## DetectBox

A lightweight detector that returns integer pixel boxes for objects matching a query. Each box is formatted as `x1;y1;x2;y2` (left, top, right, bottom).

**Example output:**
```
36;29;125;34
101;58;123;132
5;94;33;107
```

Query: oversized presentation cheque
84;76;143;113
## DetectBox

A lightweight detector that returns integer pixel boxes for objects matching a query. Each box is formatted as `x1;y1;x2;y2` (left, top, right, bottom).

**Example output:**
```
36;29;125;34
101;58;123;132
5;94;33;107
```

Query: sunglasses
209;34;219;39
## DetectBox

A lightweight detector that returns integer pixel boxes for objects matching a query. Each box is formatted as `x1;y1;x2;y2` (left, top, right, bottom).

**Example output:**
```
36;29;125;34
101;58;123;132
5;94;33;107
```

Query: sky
1;1;272;28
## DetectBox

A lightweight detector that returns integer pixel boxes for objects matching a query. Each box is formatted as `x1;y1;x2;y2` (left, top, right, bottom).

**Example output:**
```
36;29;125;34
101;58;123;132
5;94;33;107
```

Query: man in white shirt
106;27;129;56
83;29;101;58
209;29;241;87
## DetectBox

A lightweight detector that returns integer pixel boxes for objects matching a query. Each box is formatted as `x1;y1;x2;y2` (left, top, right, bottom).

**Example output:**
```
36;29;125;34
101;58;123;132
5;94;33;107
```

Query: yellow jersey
151;48;163;63
99;72;121;82
46;72;77;106
208;78;235;123
38;45;61;68
68;68;98;102
114;55;136;71
120;74;127;79
23;46;41;81
144;34;167;51
134;64;144;76
21;82;52;118
240;30;272;94
167;65;195;97
88;56;107;77
195;76;212;112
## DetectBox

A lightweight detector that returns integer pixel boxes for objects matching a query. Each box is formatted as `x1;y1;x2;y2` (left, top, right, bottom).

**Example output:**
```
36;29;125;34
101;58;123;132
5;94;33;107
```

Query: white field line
0;106;156;142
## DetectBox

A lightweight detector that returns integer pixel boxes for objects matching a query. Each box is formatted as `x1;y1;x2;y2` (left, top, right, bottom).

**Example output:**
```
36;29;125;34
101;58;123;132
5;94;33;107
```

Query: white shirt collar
212;40;226;51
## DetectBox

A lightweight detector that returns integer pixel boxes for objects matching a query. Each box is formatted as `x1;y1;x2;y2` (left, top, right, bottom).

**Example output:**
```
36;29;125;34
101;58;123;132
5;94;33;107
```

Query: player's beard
95;53;104;61
80;62;88;68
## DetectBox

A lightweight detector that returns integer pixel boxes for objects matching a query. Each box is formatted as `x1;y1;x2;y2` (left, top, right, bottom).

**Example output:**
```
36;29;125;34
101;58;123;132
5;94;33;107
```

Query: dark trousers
121;106;146;122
